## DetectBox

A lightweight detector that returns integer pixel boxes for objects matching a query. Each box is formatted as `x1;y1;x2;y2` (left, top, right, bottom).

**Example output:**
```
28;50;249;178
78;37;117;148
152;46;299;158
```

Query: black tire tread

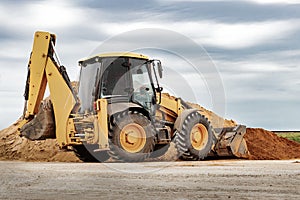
108;111;155;162
175;112;213;161
73;145;110;162
73;145;98;162
149;144;170;158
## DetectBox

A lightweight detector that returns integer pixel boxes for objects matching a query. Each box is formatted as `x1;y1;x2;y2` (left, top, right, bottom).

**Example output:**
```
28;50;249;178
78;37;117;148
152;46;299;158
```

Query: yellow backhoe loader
18;31;249;162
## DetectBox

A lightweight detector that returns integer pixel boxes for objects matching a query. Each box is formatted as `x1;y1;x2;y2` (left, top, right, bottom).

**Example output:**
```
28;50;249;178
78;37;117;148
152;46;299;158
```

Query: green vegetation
277;132;300;143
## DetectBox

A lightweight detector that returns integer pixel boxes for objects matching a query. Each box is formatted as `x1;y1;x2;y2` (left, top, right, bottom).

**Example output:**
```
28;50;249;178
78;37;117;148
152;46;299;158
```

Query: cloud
160;0;300;4
215;58;300;102
248;0;300;4
0;0;300;130
157;0;300;23
94;19;299;49
198;20;299;49
0;0;83;30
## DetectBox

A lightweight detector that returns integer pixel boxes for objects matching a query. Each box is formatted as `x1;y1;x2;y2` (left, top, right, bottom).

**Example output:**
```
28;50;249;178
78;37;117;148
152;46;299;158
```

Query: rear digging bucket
20;99;55;140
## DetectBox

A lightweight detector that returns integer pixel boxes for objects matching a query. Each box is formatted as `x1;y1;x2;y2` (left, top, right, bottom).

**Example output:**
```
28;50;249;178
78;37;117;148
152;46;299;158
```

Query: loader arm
19;31;78;146
157;94;249;158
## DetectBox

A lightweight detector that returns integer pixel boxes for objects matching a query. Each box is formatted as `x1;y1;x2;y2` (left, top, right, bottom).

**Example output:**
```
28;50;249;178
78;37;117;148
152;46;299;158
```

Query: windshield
78;62;101;113
101;57;130;97
131;63;155;110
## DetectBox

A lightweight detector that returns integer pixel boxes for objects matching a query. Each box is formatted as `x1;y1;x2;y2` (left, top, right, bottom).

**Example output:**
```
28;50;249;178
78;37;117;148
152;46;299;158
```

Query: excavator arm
18;31;78;146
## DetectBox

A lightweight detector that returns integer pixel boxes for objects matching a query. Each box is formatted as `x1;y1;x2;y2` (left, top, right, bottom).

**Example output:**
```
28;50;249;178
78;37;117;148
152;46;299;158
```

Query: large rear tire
73;145;110;162
108;111;155;162
175;112;213;160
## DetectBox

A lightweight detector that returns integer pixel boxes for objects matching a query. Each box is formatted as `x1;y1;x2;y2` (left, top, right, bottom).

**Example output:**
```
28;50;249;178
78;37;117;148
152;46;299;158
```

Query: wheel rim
190;123;208;150
119;123;147;153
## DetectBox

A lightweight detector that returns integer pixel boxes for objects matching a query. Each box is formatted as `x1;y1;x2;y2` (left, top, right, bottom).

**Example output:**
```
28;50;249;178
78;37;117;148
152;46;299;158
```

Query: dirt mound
0;103;299;162
245;128;300;160
159;128;300;161
2;122;299;162
0;121;80;162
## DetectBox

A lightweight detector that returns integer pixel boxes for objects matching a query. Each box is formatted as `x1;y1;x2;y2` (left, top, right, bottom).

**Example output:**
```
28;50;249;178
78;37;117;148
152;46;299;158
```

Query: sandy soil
0;93;299;162
1;121;300;162
245;128;300;160
0;160;299;199
0;121;80;162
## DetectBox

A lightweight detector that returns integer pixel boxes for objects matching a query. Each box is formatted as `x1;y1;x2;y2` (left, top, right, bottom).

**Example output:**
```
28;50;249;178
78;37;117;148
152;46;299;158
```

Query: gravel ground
0;160;299;200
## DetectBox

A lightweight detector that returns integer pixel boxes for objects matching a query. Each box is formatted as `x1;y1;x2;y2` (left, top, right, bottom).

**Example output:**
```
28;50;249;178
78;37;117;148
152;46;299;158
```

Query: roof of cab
78;52;149;63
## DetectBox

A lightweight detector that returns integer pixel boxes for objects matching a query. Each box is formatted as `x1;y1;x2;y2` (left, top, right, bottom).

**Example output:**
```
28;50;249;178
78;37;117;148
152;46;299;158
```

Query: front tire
175;112;213;160
108;111;155;162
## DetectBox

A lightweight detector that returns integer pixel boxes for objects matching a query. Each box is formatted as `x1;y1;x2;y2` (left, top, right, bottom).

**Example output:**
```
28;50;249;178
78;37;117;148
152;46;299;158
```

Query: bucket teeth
214;125;250;158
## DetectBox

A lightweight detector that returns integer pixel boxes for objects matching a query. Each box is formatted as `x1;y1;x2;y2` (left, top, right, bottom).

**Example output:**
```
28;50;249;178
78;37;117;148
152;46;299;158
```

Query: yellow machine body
19;31;249;162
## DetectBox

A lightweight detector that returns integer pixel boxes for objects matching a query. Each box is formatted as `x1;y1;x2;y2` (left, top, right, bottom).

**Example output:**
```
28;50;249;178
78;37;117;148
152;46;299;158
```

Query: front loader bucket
20;99;55;140
213;125;249;158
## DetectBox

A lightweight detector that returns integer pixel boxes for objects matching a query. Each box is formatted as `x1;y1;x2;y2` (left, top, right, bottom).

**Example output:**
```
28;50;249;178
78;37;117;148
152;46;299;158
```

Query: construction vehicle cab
77;53;161;115
19;31;249;162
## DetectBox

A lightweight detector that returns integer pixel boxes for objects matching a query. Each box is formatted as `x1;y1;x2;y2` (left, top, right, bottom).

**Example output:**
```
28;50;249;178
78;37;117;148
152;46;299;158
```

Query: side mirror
157;61;163;78
156;86;163;92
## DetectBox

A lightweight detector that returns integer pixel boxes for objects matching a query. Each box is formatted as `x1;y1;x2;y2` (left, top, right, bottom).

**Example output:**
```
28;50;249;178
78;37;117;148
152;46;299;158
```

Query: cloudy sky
0;0;300;130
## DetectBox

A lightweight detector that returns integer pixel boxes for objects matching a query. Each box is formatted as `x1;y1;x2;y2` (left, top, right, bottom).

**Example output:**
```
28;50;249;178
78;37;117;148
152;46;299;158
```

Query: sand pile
245;128;300;160
0;121;80;162
1;122;299;162
0;105;299;162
